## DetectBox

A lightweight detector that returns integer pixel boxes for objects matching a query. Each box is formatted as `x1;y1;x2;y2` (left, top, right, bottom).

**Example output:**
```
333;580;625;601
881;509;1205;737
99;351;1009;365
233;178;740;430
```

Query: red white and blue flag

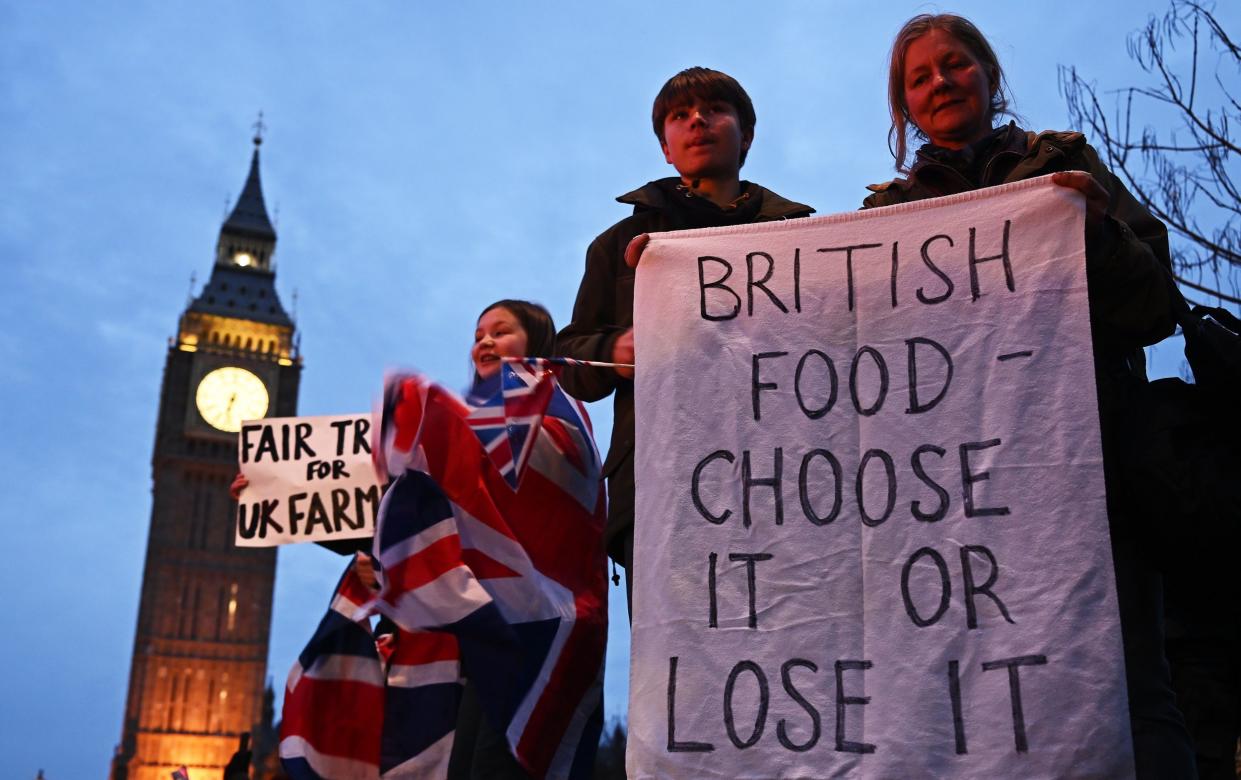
466;361;558;490
280;561;387;779
280;364;606;779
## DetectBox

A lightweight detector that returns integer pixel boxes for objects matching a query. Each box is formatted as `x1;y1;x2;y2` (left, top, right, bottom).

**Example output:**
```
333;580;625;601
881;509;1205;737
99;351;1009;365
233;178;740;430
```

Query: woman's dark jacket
864;123;1180;538
558;178;814;558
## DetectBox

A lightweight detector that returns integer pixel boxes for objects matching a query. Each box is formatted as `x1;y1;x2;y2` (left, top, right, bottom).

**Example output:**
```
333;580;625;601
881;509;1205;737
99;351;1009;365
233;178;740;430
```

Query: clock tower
112;132;301;780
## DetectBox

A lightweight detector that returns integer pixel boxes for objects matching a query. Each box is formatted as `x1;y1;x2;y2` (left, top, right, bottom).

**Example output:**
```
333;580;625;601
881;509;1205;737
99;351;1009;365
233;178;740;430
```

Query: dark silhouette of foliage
593;718;628;780
1060;1;1240;311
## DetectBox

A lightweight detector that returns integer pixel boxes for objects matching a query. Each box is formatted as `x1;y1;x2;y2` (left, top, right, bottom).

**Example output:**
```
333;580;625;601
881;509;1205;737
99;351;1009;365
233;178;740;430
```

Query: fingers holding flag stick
505;346;636;380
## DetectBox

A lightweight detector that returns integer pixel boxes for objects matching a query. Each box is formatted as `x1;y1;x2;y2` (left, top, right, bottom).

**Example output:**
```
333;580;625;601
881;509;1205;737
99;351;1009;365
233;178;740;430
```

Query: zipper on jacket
982;149;1023;186
910;156;974;197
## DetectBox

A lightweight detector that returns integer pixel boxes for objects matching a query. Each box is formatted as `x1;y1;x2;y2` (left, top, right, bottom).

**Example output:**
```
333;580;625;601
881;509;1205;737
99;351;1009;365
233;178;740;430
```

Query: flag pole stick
502;356;635;369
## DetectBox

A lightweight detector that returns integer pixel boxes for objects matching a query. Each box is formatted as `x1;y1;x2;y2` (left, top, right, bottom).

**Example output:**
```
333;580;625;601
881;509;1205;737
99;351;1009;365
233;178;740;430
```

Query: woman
864;14;1192;778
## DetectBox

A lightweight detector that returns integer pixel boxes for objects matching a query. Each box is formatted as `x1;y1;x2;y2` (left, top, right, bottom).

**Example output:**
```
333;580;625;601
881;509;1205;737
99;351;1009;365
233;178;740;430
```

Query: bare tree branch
1176;273;1241;305
1059;0;1240;313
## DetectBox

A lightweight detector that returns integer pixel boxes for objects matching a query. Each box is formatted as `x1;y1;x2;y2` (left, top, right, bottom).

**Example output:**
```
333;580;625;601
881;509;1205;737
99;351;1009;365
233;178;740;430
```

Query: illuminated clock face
195;366;269;432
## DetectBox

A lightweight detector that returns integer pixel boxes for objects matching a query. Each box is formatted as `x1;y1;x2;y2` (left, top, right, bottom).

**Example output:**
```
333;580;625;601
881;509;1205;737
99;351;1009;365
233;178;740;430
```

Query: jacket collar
916;122;1026;165
905;122;1029;195
617;177;813;220
867;125;1089;198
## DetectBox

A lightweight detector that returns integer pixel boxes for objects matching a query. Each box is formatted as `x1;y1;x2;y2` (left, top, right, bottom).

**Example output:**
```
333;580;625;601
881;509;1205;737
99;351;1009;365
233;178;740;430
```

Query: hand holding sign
234;414;385;547
1051;170;1109;227
629;177;1132;778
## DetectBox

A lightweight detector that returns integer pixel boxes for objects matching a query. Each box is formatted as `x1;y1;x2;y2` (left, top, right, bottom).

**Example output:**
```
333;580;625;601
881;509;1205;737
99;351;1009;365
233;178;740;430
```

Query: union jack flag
280;562;386;779
281;364;606;779
467;361;558;489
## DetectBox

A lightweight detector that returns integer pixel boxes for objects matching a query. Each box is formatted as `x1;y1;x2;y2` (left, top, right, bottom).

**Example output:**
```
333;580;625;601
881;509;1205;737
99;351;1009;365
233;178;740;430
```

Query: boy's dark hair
652;67;756;166
478;299;556;358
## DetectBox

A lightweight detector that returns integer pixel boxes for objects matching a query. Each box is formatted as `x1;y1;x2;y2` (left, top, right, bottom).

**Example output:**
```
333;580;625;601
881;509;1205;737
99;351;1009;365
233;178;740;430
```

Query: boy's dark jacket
558;177;814;557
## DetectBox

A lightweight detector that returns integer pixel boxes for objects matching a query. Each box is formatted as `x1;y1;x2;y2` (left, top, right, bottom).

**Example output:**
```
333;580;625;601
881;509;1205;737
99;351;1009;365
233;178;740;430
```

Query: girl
453;298;560;780
248;296;605;773
470;299;557;389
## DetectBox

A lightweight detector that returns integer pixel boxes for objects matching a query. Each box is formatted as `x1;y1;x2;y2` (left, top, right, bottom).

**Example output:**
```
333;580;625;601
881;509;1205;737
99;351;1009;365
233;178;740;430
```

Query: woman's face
902;28;995;150
472;306;529;380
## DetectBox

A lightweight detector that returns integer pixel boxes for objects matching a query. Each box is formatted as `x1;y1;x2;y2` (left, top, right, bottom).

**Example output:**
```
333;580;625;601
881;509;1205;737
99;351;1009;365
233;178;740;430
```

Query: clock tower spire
216;125;277;272
112;129;301;780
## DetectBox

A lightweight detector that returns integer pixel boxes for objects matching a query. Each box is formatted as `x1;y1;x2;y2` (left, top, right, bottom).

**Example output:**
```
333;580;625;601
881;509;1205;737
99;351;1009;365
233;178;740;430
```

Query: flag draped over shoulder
280;364;607;780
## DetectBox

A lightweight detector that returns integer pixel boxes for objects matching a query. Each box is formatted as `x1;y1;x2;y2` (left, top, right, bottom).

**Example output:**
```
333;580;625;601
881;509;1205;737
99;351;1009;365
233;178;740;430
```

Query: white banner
629;176;1133;778
234;413;383;547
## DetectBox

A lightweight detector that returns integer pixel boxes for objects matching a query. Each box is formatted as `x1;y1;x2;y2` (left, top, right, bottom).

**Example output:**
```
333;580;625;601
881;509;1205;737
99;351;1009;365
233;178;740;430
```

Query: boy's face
660;97;752;181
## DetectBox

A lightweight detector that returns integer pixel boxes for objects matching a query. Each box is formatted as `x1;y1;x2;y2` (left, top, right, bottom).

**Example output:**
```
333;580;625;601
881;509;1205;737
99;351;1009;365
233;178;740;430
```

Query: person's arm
557;229;632;399
1053;147;1179;350
355;551;380;590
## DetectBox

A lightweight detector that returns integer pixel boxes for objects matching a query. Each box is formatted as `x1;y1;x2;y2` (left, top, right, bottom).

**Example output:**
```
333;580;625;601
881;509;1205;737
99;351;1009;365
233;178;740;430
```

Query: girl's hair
477;299;556;358
886;13;1017;173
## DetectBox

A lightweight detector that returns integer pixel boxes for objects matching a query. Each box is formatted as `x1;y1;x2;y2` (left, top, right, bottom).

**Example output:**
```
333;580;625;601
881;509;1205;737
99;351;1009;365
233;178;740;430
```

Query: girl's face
472;306;529;380
902;28;995;150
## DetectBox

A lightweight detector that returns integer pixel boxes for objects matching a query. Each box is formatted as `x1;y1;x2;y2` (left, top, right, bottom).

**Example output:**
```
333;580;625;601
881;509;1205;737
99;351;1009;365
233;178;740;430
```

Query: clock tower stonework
112;136;301;780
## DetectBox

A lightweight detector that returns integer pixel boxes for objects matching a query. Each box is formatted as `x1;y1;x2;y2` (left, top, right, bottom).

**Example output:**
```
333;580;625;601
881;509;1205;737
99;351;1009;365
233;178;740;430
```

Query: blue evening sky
3;2;1233;777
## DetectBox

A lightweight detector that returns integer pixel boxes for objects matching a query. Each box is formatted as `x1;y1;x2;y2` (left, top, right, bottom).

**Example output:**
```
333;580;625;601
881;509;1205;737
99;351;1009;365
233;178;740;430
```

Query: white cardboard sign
629;177;1133;778
234;413;383;547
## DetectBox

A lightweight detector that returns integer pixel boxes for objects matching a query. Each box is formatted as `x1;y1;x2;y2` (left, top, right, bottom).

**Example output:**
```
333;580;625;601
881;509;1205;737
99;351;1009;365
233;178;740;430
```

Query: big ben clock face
195;366;269;432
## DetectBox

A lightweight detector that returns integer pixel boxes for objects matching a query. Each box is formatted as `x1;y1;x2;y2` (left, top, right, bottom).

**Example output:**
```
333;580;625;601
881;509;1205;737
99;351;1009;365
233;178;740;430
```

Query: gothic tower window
227;583;239;633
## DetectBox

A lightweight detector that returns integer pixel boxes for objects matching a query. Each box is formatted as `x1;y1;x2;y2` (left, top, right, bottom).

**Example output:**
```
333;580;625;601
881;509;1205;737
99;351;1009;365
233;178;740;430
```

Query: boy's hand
624;234;650;269
612;329;635;378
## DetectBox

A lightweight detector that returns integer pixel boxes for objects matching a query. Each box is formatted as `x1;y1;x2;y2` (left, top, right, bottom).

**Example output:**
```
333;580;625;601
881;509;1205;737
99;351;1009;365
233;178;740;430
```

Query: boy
557;67;814;612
